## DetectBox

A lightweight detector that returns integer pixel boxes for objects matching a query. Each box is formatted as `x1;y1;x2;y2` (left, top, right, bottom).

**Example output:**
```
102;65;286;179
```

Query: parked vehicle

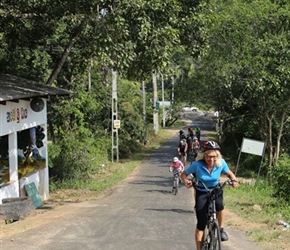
182;106;199;112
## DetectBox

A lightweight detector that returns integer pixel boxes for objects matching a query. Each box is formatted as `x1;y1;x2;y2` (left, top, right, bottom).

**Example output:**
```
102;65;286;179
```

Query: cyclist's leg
217;210;225;228
216;189;225;226
172;172;176;191
176;173;179;188
174;174;178;194
216;190;228;241
195;228;204;250
195;190;208;250
184;152;187;163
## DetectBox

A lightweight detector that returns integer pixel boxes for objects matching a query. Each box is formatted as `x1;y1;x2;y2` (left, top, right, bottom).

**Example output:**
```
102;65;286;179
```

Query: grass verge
49;128;177;201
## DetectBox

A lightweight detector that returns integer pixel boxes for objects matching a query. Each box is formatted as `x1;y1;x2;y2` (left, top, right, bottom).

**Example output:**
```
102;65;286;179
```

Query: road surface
0;111;262;250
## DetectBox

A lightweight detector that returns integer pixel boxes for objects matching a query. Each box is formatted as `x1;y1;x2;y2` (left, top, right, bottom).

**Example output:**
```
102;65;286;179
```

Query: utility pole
160;73;165;128
152;72;159;135
171;75;175;105
142;80;147;143
111;71;119;162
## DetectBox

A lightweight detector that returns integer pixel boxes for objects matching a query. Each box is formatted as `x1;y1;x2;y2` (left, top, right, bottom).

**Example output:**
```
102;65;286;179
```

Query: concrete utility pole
111;71;119;162
171;75;175;105
152;72;159;135
160;73;165;128
142;80;147;143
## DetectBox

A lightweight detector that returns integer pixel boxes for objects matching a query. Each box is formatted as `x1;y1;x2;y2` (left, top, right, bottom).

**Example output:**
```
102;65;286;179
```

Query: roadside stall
0;74;70;204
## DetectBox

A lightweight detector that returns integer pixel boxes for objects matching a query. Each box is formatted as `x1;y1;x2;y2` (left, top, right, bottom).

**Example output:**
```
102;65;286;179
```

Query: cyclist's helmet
193;136;198;140
173;157;178;162
203;141;220;151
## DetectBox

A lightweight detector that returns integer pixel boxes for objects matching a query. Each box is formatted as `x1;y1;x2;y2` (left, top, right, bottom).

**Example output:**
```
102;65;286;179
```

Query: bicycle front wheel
174;177;178;195
209;221;221;250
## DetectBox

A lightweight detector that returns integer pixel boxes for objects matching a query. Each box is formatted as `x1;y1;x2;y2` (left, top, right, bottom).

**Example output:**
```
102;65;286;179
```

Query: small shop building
0;74;70;204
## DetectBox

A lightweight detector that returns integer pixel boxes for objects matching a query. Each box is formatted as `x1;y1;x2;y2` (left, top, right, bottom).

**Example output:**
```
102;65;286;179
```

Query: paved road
0;112;262;250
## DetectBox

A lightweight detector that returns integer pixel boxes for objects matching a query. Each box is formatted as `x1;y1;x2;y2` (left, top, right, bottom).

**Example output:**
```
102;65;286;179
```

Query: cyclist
191;136;200;160
179;129;186;140
187;127;194;139
186;135;193;154
180;141;239;250
169;157;184;192
177;139;188;164
195;126;201;142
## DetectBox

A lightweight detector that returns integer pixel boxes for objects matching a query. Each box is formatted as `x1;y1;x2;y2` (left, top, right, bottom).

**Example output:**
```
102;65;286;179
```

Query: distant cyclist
191;136;200;160
186;135;193;154
177;139;188;164
169;157;184;192
195;126;201;142
187;127;194;139
179;129;186;140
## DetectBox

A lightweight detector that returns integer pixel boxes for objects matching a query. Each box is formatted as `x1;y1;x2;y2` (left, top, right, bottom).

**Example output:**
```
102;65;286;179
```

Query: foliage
183;0;290;170
48;129;108;182
270;153;290;202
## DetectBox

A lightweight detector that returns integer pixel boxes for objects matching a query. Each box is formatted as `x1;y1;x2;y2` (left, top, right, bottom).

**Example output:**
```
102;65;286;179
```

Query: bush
270;153;290;202
48;130;108;182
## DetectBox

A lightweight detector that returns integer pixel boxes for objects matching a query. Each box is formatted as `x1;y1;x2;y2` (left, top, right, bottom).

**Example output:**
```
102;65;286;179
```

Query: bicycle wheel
209;222;221;250
201;227;210;250
174;176;179;195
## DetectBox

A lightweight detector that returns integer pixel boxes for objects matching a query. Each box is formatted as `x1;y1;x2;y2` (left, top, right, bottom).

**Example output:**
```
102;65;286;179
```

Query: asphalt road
0;112;262;250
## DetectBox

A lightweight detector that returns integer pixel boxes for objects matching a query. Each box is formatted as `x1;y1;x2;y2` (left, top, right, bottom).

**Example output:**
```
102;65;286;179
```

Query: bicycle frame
193;179;232;250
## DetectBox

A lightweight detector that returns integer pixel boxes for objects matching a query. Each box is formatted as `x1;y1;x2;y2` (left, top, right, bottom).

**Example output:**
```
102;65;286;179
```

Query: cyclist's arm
226;170;239;188
180;171;192;188
180;162;185;172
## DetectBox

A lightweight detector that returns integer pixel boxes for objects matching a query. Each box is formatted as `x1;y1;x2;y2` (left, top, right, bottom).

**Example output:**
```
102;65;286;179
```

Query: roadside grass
223;176;290;249
49;128;178;200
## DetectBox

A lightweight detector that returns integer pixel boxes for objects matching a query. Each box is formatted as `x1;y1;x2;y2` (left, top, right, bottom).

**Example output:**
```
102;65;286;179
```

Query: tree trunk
273;112;286;165
266;115;273;168
46;21;86;86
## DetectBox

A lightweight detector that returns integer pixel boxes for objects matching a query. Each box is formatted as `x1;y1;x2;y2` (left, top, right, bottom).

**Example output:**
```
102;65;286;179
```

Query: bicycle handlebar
191;177;237;192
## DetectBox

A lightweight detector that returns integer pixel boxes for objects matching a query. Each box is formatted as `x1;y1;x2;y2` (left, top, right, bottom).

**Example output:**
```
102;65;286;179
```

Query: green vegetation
224;179;290;248
49;128;176;197
1;3;290;239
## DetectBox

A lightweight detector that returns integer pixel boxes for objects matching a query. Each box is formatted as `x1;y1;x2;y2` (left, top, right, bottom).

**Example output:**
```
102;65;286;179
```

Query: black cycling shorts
180;150;187;156
195;188;224;230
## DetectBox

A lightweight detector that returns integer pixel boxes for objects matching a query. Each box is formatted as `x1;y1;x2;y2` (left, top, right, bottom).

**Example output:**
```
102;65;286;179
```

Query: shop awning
0;74;71;102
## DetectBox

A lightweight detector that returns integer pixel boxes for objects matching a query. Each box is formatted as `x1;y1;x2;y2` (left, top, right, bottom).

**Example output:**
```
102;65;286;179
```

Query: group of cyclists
169;126;201;191
169;125;240;250
177;126;201;164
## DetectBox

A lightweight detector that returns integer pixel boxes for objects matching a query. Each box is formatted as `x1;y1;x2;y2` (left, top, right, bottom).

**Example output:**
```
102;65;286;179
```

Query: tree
198;0;290;167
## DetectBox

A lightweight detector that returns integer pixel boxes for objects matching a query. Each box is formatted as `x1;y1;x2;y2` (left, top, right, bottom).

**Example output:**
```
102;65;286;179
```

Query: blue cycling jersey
185;158;229;192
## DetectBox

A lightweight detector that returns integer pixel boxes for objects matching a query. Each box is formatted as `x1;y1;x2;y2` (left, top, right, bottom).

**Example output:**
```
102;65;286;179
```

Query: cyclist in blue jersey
180;141;239;250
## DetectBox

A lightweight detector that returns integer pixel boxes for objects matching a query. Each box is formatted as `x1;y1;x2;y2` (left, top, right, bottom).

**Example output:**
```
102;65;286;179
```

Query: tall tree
196;0;290;167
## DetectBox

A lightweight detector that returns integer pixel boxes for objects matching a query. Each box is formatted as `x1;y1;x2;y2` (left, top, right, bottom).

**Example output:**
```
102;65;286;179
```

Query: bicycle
192;178;235;250
192;146;199;161
171;170;180;195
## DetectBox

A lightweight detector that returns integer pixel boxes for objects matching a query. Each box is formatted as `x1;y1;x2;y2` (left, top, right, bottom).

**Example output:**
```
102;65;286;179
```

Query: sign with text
0;99;46;136
241;138;265;156
113;120;120;129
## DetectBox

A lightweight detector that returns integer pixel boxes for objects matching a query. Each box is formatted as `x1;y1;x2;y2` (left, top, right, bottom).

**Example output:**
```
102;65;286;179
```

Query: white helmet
173;157;178;162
